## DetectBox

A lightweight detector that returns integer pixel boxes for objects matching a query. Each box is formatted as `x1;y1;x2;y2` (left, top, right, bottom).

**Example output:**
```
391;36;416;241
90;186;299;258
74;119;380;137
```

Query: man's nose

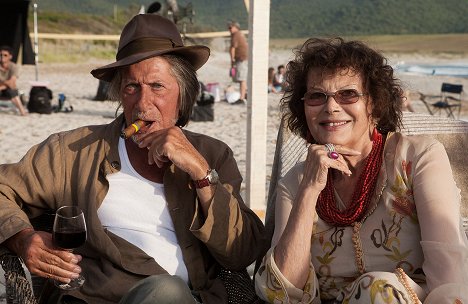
135;86;152;106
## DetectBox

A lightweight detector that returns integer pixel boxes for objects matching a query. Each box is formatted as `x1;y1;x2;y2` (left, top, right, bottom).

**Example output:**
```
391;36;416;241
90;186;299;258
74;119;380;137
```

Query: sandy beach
1;48;468;300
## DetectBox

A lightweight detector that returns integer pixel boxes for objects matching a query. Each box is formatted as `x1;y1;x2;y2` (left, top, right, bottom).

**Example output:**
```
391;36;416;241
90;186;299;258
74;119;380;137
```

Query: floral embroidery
390;160;417;222
371;215;415;269
315;227;344;276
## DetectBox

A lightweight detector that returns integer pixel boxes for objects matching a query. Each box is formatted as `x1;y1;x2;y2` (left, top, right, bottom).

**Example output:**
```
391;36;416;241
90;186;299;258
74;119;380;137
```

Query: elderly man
0;14;265;304
0;45;27;115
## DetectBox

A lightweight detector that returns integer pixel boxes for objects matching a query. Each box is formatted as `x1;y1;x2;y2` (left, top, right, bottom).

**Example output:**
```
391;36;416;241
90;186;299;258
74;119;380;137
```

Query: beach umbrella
0;0;35;65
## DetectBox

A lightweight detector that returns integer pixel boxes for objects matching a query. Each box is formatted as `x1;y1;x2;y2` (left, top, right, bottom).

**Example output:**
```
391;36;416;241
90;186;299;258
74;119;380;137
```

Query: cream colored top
255;132;468;303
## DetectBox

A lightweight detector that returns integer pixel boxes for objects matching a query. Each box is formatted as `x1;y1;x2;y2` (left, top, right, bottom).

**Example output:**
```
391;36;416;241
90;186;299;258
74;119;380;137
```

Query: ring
328;151;339;160
324;143;335;153
325;143;339;160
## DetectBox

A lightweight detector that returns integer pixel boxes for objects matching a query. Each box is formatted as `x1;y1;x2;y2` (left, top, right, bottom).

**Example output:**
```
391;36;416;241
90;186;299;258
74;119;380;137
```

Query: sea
394;64;468;77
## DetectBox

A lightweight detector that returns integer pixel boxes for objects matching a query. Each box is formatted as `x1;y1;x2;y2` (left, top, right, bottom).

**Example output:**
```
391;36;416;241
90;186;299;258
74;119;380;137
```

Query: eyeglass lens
303;89;362;105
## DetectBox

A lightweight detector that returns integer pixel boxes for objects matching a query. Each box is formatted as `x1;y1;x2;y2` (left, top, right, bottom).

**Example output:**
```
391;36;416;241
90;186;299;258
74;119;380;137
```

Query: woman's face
304;68;374;151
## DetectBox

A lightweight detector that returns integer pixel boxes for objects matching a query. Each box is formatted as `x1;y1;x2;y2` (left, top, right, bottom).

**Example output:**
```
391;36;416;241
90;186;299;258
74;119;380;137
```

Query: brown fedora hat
91;14;210;82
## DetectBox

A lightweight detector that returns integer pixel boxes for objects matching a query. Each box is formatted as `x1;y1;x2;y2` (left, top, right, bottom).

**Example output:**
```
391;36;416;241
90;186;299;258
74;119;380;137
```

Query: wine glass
52;205;87;290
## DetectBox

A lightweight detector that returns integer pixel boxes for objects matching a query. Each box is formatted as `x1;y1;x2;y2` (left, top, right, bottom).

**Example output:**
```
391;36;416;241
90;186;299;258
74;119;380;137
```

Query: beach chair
264;112;468;253
419;83;464;119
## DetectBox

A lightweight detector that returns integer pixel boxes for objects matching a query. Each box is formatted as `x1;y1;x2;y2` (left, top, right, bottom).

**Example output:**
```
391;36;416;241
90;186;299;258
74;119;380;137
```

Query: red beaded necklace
316;130;385;226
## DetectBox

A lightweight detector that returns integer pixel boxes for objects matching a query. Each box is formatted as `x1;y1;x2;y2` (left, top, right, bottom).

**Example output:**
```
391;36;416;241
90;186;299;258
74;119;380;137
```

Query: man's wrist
5;228;35;254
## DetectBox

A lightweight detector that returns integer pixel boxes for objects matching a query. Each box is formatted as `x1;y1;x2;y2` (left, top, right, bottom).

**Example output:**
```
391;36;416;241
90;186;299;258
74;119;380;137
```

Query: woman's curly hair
281;37;404;140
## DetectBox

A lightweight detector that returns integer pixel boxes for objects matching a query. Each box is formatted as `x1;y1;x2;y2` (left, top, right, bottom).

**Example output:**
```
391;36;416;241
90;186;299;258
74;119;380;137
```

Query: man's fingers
34;252;82;283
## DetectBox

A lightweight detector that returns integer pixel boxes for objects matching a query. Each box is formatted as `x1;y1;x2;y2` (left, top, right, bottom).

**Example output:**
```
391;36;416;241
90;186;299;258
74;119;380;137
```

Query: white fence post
246;0;270;215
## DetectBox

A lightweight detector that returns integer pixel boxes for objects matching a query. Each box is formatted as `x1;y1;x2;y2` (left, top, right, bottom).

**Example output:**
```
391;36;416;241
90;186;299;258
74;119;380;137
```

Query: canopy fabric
0;0;35;64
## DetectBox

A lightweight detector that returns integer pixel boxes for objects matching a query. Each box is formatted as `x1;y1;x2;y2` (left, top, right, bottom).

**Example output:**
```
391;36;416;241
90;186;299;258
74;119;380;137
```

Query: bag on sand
28;86;53;114
191;81;215;122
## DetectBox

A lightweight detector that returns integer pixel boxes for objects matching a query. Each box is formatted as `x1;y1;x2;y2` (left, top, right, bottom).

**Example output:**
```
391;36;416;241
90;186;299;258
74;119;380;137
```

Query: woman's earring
372;127;379;141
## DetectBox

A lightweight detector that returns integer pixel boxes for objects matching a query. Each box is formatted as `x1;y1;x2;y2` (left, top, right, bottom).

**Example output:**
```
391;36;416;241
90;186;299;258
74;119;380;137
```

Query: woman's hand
300;144;361;192
7;228;82;284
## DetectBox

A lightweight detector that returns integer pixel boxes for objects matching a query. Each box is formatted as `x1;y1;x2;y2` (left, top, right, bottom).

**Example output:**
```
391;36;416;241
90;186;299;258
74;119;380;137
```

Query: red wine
53;230;86;249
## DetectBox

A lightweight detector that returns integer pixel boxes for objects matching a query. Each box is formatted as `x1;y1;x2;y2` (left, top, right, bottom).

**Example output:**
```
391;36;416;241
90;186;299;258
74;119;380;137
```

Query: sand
0;49;468;300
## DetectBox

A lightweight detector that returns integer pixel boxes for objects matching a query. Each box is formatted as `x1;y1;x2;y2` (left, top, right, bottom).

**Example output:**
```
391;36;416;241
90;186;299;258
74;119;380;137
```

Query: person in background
273;64;286;93
228;20;248;105
268;67;278;93
403;89;416;112
0;45;27;116
0;14;265;304
255;37;467;303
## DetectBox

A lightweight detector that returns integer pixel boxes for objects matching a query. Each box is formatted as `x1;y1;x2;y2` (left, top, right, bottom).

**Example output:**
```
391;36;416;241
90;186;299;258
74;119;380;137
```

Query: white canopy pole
33;2;39;81
246;0;270;213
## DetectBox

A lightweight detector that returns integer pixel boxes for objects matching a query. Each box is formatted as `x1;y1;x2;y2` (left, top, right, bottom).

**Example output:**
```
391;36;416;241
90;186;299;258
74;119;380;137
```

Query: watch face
208;169;219;184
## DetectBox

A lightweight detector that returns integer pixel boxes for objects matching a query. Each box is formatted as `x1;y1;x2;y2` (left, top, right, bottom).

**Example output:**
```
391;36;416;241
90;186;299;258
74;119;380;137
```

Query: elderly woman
0;14;265;304
255;37;468;303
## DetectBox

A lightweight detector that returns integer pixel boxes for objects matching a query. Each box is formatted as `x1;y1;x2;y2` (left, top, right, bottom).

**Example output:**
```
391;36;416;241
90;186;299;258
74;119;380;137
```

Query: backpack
28;86;53;114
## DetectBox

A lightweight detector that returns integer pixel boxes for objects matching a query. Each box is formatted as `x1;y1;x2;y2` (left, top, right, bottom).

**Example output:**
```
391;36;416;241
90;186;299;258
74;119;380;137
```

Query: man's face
120;56;180;133
0;50;12;65
228;25;236;34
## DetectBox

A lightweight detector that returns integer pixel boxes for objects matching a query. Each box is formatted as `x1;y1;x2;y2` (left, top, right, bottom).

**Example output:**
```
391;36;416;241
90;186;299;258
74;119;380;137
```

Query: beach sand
1;49;467;300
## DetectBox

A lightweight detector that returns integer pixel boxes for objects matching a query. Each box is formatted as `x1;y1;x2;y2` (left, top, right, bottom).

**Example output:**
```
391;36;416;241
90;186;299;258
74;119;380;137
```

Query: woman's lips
319;120;349;127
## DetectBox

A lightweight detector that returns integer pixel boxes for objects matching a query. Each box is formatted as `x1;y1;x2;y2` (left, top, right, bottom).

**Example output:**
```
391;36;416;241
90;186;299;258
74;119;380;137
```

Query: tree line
33;0;468;38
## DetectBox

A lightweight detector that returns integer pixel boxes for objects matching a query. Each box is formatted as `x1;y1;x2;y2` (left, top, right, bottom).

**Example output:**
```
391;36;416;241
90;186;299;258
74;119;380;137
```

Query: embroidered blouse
255;132;468;303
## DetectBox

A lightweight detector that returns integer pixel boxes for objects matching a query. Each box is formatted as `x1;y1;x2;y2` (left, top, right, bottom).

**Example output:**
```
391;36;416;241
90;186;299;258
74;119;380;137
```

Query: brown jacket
0;115;266;303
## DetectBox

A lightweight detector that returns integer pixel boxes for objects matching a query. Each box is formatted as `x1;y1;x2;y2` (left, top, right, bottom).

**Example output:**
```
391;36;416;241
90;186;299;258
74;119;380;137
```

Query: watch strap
193;170;213;189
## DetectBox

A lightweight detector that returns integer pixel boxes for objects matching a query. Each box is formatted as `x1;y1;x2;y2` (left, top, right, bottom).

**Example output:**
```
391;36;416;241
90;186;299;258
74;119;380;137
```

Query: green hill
32;0;468;38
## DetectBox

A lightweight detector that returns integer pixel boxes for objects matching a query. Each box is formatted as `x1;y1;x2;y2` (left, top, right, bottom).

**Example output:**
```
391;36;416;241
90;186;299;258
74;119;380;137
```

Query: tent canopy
0;0;35;64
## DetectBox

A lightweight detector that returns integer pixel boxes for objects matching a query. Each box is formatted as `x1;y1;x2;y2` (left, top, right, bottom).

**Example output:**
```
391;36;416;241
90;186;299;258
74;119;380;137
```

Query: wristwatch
193;169;219;189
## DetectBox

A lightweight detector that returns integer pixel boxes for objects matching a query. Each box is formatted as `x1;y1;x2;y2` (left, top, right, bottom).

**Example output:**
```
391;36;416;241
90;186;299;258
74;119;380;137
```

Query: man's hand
135;126;209;181
134;126;216;215
2;75;17;90
6;228;82;284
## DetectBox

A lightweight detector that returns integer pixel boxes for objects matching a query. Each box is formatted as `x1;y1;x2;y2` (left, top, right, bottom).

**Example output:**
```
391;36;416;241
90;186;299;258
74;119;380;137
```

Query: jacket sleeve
0;134;64;243
189;142;267;270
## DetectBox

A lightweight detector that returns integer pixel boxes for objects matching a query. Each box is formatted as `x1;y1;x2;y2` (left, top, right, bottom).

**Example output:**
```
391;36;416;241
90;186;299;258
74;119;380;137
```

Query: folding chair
430;83;463;119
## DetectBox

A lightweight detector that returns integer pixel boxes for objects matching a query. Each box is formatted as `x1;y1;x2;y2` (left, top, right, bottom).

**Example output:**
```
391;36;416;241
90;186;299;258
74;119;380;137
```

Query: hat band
116;37;182;61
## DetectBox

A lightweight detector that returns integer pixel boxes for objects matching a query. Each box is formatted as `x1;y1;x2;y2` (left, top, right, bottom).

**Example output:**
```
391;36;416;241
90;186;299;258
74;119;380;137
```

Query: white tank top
97;137;189;283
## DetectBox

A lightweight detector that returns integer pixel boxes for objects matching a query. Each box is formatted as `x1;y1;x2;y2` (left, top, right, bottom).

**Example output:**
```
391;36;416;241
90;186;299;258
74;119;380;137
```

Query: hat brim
91;45;210;82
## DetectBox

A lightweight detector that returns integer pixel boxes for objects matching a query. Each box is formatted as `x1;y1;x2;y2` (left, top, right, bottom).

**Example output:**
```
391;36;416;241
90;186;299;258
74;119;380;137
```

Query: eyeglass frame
301;89;367;106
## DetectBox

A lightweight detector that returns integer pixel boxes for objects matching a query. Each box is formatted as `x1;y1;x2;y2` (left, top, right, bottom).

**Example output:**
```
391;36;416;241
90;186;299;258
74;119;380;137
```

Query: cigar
120;120;148;139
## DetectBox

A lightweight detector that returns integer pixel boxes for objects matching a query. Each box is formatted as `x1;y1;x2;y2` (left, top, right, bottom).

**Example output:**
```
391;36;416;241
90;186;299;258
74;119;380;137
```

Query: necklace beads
316;131;385;226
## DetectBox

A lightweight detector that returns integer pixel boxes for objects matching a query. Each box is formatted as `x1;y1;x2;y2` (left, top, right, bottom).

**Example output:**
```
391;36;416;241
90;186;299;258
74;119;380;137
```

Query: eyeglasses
301;89;367;106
